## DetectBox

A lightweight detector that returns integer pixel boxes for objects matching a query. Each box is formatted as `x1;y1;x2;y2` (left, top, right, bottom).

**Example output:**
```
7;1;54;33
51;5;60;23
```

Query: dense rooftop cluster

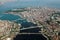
6;7;60;23
6;7;60;40
0;20;21;40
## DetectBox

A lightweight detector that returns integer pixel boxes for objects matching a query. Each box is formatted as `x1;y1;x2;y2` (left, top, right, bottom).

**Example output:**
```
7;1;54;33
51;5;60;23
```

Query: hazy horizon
0;0;60;13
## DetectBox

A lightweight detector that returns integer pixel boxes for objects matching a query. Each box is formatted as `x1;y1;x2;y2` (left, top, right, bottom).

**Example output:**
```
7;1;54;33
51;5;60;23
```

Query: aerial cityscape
0;0;60;40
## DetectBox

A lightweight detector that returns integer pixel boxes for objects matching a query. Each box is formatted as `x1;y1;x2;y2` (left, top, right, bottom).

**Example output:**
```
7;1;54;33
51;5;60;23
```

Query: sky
0;0;17;2
0;0;17;5
0;0;60;3
0;0;34;5
0;0;60;5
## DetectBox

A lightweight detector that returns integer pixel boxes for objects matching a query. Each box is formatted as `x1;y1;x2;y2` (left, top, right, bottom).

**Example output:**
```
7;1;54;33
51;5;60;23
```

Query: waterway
0;13;43;40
